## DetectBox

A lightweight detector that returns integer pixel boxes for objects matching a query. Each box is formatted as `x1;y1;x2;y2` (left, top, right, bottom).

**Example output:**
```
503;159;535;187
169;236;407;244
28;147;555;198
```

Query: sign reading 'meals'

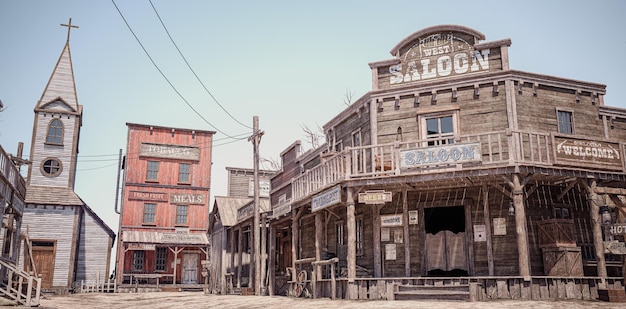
389;33;490;85
400;142;482;169
311;185;342;212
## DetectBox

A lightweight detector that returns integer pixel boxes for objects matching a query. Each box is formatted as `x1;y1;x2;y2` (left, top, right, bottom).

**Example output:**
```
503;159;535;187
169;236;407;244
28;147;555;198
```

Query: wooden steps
395;284;470;301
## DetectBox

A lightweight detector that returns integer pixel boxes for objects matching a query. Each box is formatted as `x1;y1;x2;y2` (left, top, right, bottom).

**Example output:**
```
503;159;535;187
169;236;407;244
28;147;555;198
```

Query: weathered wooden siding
76;209;113;284
227;168;273;198
20;204;77;287
29;112;78;188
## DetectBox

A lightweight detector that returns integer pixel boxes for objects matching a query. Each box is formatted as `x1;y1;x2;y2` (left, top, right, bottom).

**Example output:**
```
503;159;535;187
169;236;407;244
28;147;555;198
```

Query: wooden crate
541;247;583;276
598;288;626;302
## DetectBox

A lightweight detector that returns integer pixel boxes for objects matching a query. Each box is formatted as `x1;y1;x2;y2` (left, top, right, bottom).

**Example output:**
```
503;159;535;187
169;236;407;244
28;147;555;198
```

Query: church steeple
27;18;83;189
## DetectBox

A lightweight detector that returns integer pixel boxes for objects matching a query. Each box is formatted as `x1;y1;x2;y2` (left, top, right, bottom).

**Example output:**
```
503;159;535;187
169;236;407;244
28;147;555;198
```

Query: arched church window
46;119;64;144
40;158;62;177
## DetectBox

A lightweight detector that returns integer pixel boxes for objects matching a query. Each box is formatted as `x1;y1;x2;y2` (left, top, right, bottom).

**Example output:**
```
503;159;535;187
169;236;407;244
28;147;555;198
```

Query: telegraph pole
249;116;264;295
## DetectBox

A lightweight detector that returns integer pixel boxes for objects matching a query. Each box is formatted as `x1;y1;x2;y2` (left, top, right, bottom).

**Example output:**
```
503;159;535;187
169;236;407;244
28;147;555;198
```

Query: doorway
424;206;468;276
30;240;56;288
182;253;198;284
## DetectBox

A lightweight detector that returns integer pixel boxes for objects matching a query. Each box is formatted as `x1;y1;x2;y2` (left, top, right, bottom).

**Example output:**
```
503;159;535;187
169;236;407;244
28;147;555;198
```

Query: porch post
291;208;301;282
512;174;531;278
373;205;382;277
261;214;267;294
268;223;276;296
346;188;357;299
403;190;410;276
483;184;494;276
315;212;323;280
586;180;608;278
237;228;243;288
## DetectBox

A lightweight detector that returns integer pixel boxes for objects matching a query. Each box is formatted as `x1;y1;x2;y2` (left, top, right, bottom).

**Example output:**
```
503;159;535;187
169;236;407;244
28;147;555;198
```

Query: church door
30;240;56;288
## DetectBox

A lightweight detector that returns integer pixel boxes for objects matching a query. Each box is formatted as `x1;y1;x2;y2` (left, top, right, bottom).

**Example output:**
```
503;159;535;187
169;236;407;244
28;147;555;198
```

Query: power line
148;0;252;130
111;0;244;139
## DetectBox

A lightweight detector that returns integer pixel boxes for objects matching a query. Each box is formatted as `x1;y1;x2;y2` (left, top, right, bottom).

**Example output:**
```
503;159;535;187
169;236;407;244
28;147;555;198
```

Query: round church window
41;158;63;177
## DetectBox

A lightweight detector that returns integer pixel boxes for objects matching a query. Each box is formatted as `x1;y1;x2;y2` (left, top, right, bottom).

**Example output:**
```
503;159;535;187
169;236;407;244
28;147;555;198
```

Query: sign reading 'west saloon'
389;33;490;85
400;142;482;169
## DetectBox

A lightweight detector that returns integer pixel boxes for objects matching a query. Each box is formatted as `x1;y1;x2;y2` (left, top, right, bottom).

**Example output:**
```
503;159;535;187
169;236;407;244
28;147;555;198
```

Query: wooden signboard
381;214;403;227
139;142;201;161
553;135;623;170
609;224;626;235
170;193;206;205
604;241;626;255
400;142;482;169
311;185;341;212
358;190;392;204
129;191;168;202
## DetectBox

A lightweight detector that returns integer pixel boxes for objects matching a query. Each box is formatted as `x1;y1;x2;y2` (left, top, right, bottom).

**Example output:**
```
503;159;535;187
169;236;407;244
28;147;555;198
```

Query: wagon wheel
294;270;307;297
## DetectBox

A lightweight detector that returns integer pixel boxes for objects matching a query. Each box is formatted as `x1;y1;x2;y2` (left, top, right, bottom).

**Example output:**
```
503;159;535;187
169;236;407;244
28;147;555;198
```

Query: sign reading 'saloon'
390;33;490;84
400;142;482;168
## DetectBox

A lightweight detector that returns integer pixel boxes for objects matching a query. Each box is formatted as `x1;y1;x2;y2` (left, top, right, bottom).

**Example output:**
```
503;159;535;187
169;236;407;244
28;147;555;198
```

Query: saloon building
267;25;626;301
115;123;214;288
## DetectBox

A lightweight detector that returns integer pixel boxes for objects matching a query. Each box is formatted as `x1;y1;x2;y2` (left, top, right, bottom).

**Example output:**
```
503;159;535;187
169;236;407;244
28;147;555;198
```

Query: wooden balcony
291;130;626;203
0;145;26;202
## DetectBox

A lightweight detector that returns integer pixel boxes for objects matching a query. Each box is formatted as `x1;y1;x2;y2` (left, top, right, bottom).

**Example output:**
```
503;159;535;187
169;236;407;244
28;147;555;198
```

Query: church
17;20;115;294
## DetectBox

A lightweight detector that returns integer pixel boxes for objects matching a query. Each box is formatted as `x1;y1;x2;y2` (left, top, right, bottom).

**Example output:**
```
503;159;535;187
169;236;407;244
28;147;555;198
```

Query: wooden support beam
403;190;410;276
346;188;357;299
483;184;494;276
373;204;382;278
556;179;579;201
580;180;608;280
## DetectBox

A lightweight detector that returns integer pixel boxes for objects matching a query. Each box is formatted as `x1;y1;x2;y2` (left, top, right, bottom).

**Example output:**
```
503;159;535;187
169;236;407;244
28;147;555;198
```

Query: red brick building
116;123;215;287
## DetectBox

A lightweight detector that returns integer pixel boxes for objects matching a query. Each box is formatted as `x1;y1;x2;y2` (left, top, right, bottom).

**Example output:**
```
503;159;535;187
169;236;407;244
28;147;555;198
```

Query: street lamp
508;200;515;216
600;205;612;226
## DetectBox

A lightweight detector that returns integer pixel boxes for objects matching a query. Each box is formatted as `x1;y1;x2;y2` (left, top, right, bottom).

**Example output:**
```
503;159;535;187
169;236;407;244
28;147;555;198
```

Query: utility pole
249;116;264;295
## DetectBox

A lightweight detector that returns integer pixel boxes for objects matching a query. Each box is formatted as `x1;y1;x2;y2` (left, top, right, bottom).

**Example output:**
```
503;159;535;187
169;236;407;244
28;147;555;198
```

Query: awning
122;230;209;246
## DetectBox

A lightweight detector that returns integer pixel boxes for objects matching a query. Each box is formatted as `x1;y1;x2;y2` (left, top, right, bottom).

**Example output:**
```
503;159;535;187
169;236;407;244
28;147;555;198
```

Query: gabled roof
211;196;252;228
35;42;79;112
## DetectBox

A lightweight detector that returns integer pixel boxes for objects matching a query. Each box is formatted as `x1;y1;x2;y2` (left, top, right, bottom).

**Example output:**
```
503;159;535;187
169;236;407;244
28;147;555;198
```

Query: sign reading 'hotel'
139;142;201;161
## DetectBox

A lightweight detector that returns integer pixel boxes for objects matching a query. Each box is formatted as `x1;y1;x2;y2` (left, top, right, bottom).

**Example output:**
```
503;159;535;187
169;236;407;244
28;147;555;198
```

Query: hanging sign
604;241;626;255
609;224;626;235
553;135;623;170
311;185;342;212
381;214;403;227
358;190;392;204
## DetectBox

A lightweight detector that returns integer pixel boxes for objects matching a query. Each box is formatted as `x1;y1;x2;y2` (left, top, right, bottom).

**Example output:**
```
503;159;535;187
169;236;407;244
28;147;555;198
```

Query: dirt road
34;292;624;309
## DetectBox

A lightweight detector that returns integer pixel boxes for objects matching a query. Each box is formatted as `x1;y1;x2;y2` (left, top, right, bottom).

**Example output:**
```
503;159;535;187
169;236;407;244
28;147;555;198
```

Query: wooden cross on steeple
60;18;79;43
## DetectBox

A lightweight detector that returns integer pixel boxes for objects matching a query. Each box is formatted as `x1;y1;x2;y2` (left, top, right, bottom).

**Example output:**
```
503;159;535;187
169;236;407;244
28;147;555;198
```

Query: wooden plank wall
29;112;78;188
75;210;113;285
19;204;77;287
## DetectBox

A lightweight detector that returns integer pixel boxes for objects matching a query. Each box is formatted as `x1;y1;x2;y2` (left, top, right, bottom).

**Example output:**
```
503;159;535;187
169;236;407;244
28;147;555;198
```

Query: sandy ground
29;291;625;309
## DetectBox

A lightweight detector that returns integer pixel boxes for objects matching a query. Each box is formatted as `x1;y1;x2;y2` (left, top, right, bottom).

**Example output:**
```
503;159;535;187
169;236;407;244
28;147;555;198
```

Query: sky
1;0;625;257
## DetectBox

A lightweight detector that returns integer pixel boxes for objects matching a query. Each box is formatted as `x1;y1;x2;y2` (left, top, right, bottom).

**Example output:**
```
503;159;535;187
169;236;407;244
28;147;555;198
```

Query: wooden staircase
394;283;470;301
0;257;42;306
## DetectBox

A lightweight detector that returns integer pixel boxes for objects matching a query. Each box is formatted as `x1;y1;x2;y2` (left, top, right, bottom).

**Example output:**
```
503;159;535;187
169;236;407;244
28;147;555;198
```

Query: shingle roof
25;185;84;205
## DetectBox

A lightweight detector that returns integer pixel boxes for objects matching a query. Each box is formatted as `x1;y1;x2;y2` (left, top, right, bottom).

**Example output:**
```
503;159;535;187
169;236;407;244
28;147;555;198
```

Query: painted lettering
390;49;490;85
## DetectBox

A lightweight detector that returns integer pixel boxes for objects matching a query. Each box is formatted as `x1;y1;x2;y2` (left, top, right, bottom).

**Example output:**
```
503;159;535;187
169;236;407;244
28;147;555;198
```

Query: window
176;205;188;225
41;158;62;177
557;110;574;134
46;119;64;144
352;130;361;147
426;115;454;145
146;161;159;181
133;250;145;271
335;222;344;246
178;163;191;183
356;217;364;256
419;112;458;146
143;203;156;224
155;247;167;271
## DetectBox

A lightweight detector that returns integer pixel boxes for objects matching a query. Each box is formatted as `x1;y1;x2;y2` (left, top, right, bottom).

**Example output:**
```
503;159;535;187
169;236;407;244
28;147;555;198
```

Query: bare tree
343;88;355;106
300;123;325;149
260;157;281;171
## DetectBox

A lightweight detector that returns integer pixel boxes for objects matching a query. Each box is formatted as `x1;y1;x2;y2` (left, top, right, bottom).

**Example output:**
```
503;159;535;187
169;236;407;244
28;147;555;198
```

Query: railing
291;130;623;203
0;145;26;200
0;257;41;306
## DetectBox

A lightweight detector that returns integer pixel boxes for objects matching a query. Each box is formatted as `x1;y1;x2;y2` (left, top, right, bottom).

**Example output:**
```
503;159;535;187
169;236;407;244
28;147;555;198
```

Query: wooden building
19;23;115;295
267;25;626;301
208;167;274;294
116;123;215;288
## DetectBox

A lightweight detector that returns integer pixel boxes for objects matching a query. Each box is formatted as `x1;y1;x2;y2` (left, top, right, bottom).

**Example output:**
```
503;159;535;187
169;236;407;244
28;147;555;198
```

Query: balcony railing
0;146;26;199
291;130;625;203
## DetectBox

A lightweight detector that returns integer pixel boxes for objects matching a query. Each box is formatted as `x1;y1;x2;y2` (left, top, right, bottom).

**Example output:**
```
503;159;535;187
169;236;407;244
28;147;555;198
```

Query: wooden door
30;241;55;288
182;253;198;284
